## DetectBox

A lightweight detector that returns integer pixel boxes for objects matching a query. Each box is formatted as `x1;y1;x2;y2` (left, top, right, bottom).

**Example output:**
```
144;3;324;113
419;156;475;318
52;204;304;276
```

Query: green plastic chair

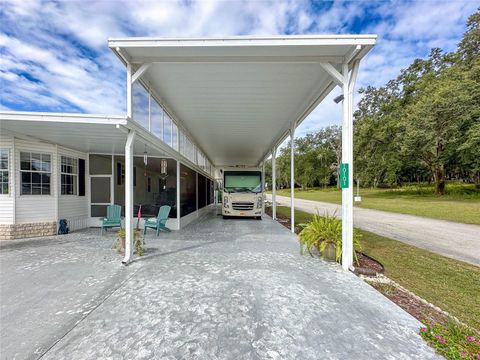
144;205;171;237
101;204;122;235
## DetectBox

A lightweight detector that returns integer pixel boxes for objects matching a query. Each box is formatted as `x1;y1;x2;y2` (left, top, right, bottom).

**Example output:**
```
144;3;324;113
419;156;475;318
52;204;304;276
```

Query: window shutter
78;159;85;196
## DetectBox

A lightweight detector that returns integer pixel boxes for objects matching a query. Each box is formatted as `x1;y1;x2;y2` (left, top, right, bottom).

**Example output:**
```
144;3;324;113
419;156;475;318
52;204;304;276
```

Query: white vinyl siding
58;196;88;231
0;135;14;224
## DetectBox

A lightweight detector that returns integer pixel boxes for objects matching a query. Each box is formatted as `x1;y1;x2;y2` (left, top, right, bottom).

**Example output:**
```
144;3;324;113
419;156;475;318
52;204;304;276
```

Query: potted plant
115;229;126;255
114;229;143;256
298;212;362;264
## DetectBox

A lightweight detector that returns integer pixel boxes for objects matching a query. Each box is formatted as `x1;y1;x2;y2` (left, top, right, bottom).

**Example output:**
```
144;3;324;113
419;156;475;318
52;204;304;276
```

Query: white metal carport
109;35;376;269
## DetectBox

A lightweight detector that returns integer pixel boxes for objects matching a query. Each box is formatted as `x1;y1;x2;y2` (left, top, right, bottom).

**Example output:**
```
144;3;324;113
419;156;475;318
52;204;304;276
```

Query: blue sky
0;0;478;138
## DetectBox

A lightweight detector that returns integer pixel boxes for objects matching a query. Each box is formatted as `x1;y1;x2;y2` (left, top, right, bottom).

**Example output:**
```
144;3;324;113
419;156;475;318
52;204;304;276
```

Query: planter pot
309;246;321;257
118;236;126;255
322;243;336;262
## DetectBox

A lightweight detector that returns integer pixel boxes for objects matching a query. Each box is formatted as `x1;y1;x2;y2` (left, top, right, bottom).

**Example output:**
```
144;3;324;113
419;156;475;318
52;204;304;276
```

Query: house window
61;156;78;195
0;149;8;194
20;152;51;195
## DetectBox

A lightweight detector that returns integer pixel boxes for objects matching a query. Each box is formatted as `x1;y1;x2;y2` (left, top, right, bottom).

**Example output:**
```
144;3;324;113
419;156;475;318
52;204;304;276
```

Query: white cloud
294;0;476;138
0;0;476;137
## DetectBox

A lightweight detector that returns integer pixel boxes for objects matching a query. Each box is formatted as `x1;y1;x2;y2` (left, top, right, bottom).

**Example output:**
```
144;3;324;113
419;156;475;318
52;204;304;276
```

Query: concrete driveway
0;208;439;359
270;195;480;266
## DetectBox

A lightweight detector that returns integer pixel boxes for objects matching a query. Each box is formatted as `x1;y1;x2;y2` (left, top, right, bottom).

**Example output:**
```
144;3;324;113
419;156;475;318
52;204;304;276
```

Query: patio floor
0;207;439;359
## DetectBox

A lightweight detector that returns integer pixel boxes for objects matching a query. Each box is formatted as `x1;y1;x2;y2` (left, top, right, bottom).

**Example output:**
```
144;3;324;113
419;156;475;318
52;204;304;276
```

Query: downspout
122;130;136;265
122;61;135;265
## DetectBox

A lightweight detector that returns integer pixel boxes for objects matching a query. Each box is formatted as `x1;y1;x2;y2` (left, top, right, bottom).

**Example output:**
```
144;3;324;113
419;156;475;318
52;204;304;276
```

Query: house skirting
0;222;57;240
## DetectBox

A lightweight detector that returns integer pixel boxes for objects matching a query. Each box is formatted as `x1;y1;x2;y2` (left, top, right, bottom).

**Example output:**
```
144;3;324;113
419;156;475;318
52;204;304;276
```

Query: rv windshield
224;171;262;193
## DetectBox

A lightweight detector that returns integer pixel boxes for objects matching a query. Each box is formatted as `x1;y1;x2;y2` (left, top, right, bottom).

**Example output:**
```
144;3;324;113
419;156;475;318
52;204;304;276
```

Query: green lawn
272;183;480;224
272;206;480;330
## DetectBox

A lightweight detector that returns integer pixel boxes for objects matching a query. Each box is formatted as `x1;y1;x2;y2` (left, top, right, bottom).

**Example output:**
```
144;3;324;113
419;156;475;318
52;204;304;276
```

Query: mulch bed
368;282;449;325
355;252;384;275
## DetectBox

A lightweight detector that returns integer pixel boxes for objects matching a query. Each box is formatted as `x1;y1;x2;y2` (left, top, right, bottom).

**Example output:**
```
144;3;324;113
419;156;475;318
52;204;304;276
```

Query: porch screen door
90;176;112;218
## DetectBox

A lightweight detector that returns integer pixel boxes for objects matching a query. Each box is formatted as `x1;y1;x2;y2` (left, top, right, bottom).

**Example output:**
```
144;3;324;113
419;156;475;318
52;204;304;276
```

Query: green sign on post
340;163;349;189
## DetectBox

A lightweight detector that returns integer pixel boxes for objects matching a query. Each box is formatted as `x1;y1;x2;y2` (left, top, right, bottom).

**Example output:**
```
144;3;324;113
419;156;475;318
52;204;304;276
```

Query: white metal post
272;147;277;220
123;62;135;265
290;127;295;233
341;60;359;271
111;155;115;206
176;160;181;229
261;162;265;215
195;172;198;216
122;130;136;265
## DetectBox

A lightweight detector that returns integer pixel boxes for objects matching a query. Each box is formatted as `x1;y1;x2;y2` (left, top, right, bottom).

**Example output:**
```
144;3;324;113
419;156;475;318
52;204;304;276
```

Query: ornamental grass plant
298;212;362;264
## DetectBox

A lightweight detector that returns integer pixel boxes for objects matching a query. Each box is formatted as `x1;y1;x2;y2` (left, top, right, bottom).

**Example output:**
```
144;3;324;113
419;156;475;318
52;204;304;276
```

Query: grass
272;183;480;224
273;205;480;331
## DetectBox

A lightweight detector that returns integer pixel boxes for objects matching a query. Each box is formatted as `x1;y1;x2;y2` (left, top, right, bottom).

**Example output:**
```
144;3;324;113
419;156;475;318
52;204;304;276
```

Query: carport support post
341;60;359;271
176;160;181;227
261;162;265;214
272;147;277;220
122;130;136;264
290;126;295;233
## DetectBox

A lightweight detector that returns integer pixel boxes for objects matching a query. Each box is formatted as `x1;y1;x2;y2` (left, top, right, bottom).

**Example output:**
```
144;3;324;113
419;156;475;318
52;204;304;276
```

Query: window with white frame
172;123;178;151
0;149;9;194
151;98;163;140
163;113;172;146
179;131;186;156
61;156;78;195
20;152;51;195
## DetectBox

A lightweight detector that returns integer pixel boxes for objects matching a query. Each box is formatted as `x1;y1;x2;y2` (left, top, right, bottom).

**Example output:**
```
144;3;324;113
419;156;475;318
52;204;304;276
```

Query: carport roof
109;35;376;167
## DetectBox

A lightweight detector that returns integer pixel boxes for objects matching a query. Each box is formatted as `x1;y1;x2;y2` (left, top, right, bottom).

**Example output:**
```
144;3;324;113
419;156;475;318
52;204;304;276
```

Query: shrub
298;212;362;264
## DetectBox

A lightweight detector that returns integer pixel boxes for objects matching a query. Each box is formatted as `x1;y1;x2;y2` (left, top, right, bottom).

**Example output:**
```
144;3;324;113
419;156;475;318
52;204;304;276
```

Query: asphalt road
268;195;480;267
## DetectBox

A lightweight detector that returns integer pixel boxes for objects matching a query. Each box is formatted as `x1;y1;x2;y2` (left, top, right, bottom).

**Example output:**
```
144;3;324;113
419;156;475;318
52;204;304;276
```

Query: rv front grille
232;202;254;211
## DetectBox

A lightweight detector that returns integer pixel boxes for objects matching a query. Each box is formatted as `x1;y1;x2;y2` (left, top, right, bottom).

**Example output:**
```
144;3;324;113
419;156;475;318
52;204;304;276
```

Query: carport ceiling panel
146;62;327;165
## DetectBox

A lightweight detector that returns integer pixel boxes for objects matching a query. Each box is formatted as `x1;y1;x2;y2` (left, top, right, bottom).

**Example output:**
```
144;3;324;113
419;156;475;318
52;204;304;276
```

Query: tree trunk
434;165;445;195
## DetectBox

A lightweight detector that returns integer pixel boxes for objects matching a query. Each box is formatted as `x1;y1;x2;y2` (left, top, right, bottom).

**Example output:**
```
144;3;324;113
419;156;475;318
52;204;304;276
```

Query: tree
266;9;480;193
402;50;480;194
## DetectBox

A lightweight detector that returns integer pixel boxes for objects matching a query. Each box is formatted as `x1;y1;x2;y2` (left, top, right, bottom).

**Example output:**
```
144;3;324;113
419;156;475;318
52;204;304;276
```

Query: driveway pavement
270;195;480;266
1;208;439;359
